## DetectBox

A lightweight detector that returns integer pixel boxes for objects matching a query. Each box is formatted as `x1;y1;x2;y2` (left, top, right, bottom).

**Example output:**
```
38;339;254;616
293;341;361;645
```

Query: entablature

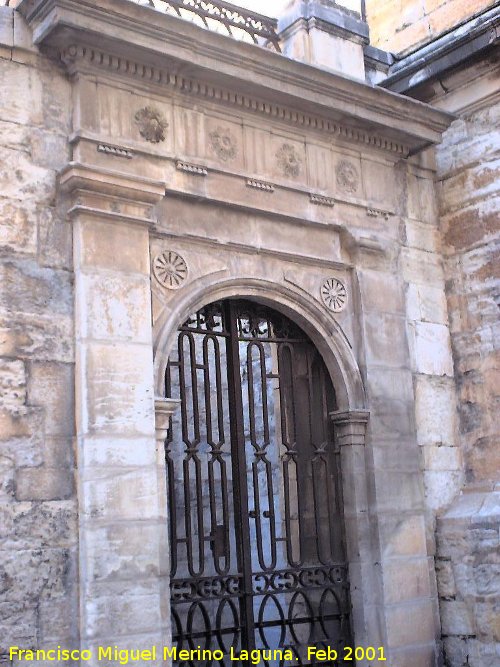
18;0;454;156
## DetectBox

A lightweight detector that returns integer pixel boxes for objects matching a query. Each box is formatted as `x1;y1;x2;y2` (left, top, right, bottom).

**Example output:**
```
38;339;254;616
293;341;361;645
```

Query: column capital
155;397;181;441
59;162;165;227
330;409;369;446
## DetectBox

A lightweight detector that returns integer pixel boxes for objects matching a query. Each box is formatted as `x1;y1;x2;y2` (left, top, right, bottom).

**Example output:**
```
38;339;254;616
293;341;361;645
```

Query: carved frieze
276;143;302;178
336;160;359;194
135;106;169;143
320;278;348;313
153;251;188;289
209;126;238;162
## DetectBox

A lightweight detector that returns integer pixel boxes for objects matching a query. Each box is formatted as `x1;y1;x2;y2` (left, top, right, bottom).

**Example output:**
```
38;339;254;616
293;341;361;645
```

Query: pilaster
62;164;167;662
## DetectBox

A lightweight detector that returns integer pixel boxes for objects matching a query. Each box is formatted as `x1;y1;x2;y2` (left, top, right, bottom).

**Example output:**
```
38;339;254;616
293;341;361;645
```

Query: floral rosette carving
134;106;168;143
336;160;359;194
320;278;348;313
209;127;237;162
276;143;302;178
153;251;188;289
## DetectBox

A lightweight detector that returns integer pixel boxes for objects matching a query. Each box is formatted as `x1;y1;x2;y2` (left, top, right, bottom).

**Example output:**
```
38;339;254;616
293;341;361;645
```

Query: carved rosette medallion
276;143;302;178
209;127;237;162
320;278;347;313
134;106;168;143
336;160;359;194
153;251;188;289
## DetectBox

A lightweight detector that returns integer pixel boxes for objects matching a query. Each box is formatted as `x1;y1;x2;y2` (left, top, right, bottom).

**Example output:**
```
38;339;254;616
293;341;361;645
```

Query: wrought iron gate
164;300;351;666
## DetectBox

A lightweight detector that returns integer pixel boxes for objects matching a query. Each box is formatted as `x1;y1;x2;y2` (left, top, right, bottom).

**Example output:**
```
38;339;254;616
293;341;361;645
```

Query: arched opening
163;298;352;664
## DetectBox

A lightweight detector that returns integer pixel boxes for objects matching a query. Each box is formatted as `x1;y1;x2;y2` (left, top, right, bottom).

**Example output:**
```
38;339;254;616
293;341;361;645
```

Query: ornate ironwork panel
134;0;281;51
165;300;351;666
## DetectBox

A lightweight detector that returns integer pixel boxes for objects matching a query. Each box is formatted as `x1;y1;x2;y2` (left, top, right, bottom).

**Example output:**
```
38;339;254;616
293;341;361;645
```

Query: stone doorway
164;299;352;665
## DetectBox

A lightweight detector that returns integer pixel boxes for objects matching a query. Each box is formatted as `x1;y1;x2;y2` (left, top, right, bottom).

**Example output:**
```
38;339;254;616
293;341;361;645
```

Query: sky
230;1;361;18
230;0;290;17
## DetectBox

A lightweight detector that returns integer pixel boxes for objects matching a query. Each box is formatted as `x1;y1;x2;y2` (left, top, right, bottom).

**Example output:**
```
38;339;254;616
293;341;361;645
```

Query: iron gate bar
226;300;257;653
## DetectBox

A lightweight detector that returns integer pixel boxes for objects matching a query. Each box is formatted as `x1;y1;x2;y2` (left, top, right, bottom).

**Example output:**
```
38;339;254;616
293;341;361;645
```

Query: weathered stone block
15;466;74;501
81;467;160;522
0;197;38;255
423;470;464;512
0;500;77;550
385;598;436;647
415;375;457;446
0;58;43;127
76;219;150;275
440;600;475;636
402;247;444;285
366;366;414;402
364;313;409;367
78;272;152;343
0;358;26;413
82;343;155;437
0;546;75;602
435;558;456;599
84;582;163;639
26;361;74;437
374;470;425;512
389;642;438;667
0;259;73;318
408;321;454;376
0;455;15;501
381;513;428;558
84;522;164;582
382;556;432;604
406;282;448;325
358;267;405;314
421;444;461;471
81;436;156;468
0;313;74;362
37;204;73;270
38;593;78;643
0;599;38;647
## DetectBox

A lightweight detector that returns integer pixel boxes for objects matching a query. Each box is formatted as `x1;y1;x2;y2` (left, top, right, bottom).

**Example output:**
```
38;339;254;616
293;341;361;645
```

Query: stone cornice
18;0;454;155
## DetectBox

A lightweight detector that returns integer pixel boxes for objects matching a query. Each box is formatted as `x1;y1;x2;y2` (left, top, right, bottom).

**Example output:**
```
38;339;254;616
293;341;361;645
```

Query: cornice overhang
18;0;455;155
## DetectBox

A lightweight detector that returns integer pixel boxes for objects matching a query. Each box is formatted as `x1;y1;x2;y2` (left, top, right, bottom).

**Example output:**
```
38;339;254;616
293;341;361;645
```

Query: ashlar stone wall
366;0;496;55
433;65;500;667
0;6;78;658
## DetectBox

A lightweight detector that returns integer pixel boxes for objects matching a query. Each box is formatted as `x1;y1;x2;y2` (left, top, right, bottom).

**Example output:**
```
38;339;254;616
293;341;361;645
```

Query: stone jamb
330;410;375;664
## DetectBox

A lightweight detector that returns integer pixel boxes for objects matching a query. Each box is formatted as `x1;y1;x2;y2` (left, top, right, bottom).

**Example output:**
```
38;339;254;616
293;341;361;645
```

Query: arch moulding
152;275;367;413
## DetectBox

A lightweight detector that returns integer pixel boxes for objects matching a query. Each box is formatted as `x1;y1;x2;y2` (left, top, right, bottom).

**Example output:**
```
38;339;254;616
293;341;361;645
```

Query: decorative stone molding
330;410;370;446
208;126;237;162
367;207;391;220
153;251;188;289
176;160;208;176
320;277;348;312
97;143;134;159
310;193;335;207
336;160;359;193
276;143;302;177
246;178;275;192
135;106;169;143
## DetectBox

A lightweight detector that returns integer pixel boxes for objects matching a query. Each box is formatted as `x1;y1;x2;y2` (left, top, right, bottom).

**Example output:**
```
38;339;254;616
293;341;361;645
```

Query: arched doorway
164;298;352;665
